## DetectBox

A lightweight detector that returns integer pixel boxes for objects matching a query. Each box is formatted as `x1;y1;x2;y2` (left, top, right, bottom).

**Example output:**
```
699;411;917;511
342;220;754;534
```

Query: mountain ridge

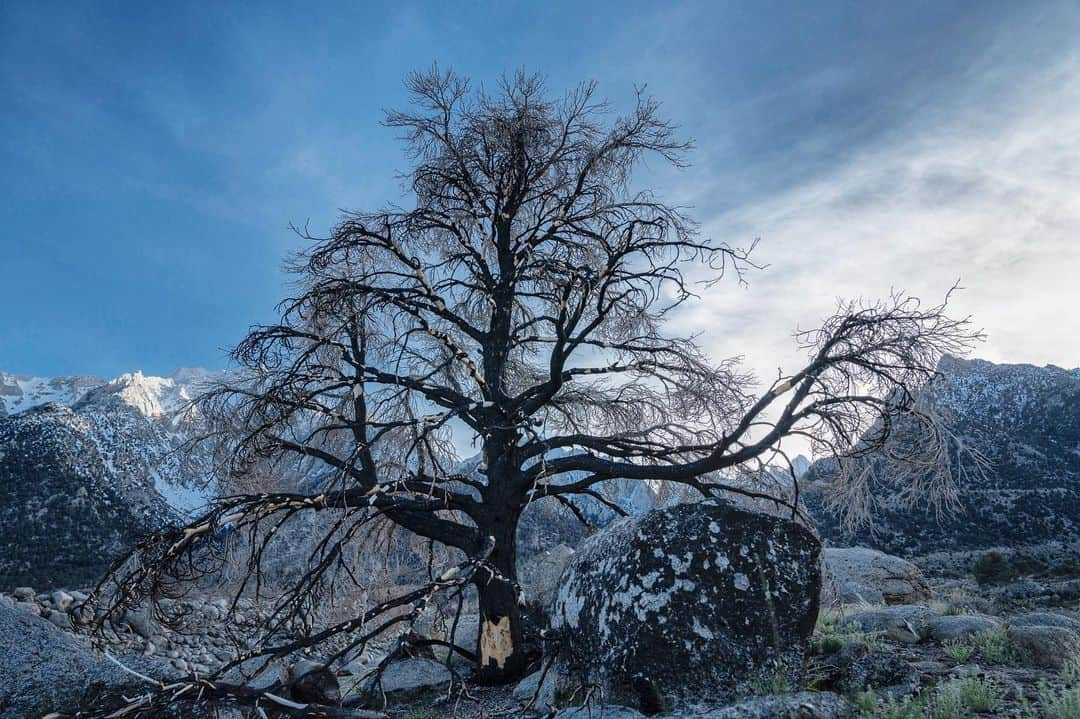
806;354;1080;556
0;368;220;588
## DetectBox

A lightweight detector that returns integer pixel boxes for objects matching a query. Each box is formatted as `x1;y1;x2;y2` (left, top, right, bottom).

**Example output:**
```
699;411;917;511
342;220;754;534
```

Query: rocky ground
1;587;289;677
2;537;1080;717
806;575;1080;718
377;556;1080;718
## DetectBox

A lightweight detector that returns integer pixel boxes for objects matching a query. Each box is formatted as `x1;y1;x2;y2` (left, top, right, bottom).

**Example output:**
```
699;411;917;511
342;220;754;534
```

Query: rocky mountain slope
807;355;1080;556
4;354;1074;589
0;370;218;589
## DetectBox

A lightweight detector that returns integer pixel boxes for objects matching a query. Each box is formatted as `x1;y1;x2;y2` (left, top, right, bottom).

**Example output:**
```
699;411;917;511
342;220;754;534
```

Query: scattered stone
927;614;1002;642
50;589;74;611
12;587;35;602
1008;611;1080;633
817;642;920;699
821;548;932;606
514;668;559;712
847;605;936;638
1007;624;1080;669
555;706;645;719
46;609;73;631
363;658;452;703
124;606;155;639
550;499;821;711
691;691;853;718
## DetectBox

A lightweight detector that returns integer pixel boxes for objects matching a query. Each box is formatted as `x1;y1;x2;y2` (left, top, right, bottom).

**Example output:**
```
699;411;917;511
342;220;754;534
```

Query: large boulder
821;547;931;606
927;614;1003;642
1008;611;1080;633
846;605;937;640
1007;624;1080;669
549;499;821;711
0;601;131;718
357;657;452;705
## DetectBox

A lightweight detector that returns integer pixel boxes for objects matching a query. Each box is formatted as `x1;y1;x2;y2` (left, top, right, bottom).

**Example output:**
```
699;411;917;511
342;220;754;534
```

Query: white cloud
672;51;1080;387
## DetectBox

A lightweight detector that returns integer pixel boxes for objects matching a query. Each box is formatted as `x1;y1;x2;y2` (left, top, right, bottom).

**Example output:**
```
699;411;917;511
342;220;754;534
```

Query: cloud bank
676;47;1080;385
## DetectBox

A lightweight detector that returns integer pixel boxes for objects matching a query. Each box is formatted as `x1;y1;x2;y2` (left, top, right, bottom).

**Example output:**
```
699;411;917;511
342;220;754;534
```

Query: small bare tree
88;68;980;710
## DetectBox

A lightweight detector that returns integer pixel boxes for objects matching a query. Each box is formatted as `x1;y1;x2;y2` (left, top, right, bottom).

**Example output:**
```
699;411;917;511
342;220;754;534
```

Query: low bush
1063;657;1080;686
854;690;927;719
1034;682;1080;719
970;627;1016;664
954;676;1004;712
973;551;1016;584
942;638;975;663
928;683;966;719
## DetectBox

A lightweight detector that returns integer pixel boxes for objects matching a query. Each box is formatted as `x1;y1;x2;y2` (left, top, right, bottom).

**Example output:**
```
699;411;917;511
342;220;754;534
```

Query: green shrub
853;689;881;714
1011;554;1048;576
955;676;1003;712
812;634;846;655
816;607;845;632
970;627;1016;664
943;638;976;663
973;551;1016;585
1063;657;1080;686
1037;681;1080;719
750;670;794;696
862;678;1002;719
855;690;929;719
812;608;883;655
928;683;966;719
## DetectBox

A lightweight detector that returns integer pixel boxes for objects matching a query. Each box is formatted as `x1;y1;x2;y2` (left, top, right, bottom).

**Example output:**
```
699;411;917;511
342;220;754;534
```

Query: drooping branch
516;290;982;510
74;540;496;719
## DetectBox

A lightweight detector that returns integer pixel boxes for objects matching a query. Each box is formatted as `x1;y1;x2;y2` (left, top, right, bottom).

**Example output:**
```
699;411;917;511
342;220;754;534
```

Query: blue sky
2;1;1078;379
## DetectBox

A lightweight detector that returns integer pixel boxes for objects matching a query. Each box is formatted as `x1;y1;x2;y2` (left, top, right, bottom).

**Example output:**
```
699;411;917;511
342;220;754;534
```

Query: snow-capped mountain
806;355;1080;556
0;373;102;416
0;369;220;588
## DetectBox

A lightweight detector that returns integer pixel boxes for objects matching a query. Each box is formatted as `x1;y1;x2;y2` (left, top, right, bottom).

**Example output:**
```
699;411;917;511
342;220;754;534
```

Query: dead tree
88;67;981;698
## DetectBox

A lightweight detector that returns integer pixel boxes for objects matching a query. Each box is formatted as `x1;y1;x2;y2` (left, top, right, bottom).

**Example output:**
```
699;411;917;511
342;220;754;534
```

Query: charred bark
473;518;528;682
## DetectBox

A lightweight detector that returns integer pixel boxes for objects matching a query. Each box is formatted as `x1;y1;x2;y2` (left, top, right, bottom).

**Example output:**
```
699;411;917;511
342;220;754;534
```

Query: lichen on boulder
548;498;822;711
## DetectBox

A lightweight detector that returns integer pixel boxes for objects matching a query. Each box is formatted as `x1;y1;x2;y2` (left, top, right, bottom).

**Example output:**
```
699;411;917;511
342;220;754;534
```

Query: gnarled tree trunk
473;517;528;683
